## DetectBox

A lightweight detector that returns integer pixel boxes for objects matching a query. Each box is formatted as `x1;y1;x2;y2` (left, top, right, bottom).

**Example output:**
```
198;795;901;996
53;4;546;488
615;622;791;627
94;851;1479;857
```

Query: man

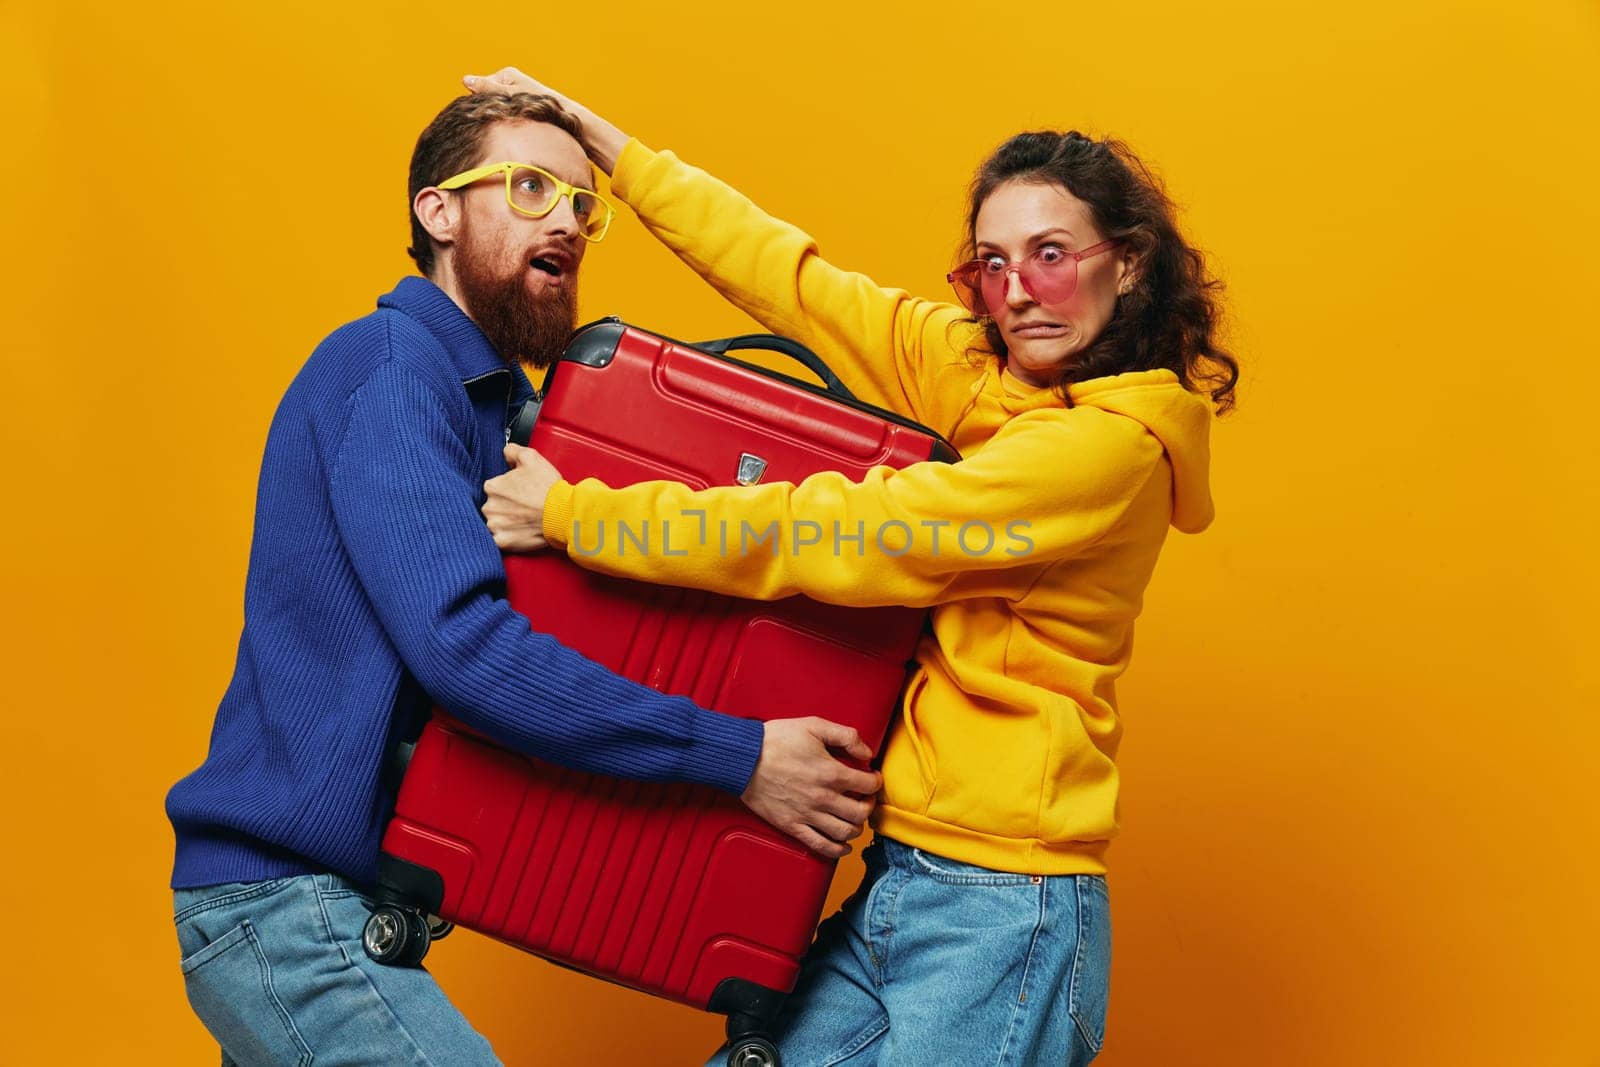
165;92;879;1063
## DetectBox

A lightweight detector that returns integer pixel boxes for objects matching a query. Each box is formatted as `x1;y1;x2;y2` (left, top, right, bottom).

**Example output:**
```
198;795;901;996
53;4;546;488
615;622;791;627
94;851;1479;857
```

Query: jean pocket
180;920;312;1066
173;877;294;926
910;847;1036;886
1067;877;1112;1054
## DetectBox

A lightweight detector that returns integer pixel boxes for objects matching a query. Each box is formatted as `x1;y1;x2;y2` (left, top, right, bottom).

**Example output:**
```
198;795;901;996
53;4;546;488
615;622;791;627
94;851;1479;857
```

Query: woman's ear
1117;247;1143;296
413;187;460;252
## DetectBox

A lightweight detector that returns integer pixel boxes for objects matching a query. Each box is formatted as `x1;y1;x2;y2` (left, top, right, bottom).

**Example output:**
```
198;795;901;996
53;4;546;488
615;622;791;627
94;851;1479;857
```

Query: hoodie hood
1069;369;1215;533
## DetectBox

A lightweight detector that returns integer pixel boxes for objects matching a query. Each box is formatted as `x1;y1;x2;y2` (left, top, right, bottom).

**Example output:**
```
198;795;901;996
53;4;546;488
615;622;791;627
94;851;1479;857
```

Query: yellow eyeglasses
437;162;616;242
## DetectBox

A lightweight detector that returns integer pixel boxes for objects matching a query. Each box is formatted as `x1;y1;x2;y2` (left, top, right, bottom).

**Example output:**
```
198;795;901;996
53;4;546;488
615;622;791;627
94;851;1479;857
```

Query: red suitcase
369;320;956;1065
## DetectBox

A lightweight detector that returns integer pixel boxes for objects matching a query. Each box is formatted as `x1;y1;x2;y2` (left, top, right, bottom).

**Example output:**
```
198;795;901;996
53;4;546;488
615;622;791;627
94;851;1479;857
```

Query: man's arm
326;356;877;856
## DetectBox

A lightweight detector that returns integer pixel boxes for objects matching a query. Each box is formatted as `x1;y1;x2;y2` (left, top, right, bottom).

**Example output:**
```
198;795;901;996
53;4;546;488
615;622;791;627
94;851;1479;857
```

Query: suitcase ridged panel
380;323;952;1010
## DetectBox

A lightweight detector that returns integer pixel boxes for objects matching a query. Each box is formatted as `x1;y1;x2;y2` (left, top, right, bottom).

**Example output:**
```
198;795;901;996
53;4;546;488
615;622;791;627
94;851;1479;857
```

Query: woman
468;67;1237;1066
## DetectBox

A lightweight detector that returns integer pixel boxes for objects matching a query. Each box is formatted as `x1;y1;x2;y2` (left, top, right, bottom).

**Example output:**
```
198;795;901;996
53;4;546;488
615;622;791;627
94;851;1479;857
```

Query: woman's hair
960;131;1239;412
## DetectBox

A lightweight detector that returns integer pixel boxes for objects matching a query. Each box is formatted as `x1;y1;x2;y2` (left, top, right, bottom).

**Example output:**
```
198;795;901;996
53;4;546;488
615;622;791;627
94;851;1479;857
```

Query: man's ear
413;187;459;252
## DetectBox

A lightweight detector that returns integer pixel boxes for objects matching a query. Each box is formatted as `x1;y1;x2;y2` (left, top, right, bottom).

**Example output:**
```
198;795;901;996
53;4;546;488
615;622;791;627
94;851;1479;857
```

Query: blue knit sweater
166;277;764;889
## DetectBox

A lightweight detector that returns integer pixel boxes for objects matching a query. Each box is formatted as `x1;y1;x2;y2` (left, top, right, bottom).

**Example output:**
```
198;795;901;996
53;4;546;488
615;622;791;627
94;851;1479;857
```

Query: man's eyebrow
529;162;598;191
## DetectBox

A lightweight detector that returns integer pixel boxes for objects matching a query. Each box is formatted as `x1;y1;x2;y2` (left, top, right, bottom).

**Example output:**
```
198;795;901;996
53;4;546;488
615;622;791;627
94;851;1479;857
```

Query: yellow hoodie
540;142;1216;875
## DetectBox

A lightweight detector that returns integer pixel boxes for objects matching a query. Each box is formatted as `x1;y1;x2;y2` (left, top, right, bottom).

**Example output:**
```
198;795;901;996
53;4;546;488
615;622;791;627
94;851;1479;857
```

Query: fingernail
464;75;479;83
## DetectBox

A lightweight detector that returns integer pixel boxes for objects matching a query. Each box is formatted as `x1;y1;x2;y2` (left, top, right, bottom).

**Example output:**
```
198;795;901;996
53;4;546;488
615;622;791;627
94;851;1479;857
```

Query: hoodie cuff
542;480;575;549
609;138;657;203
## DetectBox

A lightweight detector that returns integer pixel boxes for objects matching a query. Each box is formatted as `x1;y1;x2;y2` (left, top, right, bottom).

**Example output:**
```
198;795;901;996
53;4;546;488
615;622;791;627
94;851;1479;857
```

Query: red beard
454;225;578;369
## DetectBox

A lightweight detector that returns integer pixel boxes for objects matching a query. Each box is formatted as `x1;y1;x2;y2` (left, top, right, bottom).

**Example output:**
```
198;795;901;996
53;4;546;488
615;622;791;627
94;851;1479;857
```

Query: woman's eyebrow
976;227;1077;251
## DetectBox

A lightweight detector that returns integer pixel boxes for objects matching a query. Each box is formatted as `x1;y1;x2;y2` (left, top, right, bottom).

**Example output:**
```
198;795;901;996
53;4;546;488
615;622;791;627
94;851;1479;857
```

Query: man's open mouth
530;257;563;278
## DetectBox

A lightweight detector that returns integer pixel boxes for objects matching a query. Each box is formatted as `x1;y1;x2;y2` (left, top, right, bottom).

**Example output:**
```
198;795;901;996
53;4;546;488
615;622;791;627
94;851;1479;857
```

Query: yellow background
3;1;1596;1063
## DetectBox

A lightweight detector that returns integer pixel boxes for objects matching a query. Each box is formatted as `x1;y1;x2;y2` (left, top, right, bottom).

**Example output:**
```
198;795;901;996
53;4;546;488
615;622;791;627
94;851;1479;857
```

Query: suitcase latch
736;453;769;486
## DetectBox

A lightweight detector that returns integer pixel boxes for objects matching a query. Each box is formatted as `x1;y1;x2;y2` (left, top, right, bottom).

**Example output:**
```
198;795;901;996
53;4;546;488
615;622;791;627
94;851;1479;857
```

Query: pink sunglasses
948;239;1122;315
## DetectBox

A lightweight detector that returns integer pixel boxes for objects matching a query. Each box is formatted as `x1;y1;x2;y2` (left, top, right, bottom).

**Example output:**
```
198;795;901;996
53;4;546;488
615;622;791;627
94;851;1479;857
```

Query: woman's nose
1002;267;1032;307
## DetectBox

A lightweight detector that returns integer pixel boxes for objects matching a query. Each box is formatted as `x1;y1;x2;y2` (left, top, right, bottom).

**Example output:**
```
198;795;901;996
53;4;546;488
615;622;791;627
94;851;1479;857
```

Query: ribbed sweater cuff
544;480;575;548
683;711;765;797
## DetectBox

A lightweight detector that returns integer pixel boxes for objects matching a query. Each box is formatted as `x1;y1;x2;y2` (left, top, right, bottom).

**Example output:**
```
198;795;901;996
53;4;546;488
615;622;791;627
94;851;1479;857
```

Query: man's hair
407;93;585;277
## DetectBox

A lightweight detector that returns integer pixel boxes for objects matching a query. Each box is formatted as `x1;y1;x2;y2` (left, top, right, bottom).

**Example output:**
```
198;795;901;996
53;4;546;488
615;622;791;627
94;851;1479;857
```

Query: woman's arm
485;412;1165;609
464;68;978;424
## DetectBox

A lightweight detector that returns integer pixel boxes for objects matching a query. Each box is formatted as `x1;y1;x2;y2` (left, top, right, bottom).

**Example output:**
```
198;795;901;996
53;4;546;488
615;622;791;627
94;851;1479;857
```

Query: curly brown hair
406;93;585;277
961;131;1239;412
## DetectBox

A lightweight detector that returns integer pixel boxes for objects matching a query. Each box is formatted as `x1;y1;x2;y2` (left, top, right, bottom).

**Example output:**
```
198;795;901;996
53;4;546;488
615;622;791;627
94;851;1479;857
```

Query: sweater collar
378;276;507;382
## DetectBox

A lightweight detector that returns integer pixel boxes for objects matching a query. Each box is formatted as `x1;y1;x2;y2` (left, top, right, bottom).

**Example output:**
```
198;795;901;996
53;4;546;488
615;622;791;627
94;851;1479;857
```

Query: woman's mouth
1010;322;1069;338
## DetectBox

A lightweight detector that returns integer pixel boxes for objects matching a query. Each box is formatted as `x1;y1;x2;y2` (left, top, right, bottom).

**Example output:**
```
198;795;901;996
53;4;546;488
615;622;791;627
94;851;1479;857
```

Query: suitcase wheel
362;904;432;967
726;1035;781;1067
425;914;454;941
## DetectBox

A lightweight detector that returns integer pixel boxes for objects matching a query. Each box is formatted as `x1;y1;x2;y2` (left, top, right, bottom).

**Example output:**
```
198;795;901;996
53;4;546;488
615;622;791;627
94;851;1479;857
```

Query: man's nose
540;193;581;238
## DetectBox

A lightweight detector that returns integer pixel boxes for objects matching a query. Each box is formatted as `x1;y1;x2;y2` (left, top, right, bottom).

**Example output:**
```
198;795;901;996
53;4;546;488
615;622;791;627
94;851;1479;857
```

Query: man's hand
741;718;882;860
483;442;561;552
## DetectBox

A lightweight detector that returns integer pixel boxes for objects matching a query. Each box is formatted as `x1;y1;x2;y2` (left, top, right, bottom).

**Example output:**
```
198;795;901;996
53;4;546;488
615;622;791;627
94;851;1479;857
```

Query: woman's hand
463;66;556;100
463;67;629;176
483;442;563;552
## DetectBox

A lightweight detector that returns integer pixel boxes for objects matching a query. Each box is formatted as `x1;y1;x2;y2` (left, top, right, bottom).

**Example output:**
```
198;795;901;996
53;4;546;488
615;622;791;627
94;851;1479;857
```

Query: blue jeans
713;837;1111;1066
173;872;499;1066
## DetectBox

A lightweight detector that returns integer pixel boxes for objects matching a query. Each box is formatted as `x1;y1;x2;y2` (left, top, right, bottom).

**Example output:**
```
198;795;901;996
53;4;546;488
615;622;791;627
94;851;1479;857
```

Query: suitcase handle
693;334;858;402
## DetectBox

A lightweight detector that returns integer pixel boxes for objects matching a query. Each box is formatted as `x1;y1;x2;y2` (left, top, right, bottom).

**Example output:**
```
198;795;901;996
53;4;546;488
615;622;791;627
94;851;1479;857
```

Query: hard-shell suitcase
369;320;957;1065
